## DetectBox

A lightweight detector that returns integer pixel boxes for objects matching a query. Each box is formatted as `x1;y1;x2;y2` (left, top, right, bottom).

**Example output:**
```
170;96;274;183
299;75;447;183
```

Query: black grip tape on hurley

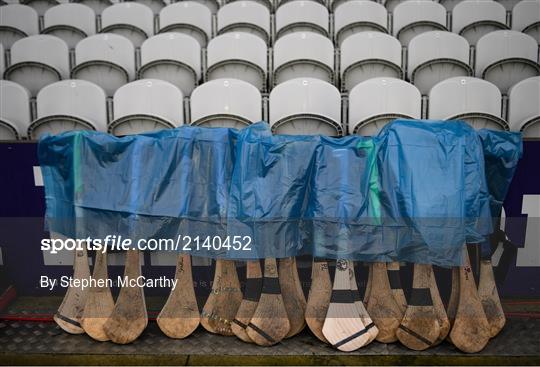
330;289;354;304
387;269;403;290
262;277;281;294
244;277;263;302
409;288;433;306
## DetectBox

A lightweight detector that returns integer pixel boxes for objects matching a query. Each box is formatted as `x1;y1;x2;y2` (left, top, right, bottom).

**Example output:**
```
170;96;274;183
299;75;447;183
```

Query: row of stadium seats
1;0;539;49
1;76;538;141
2;30;538;98
0;0;534;15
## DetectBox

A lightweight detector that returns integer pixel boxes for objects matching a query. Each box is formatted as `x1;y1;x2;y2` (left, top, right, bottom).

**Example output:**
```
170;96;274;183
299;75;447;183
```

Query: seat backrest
0;80;31;137
159;1;212;39
10;35;70;78
512;0;540;32
340;31;402;74
113;79;184;127
36;79;108;131
43;3;96;36
273;31;334;71
140;33;201;78
407;31;470;79
334;0;388;38
190;78;262;123
206;32;267;70
428;76;502;119
269;77;341;127
0;4;39;48
348;77;421;134
101;2;154;38
508;76;540;132
275;0;329;37
393;1;447;37
217;1;270;37
475;30;538;77
452;0;507;34
75;33;136;80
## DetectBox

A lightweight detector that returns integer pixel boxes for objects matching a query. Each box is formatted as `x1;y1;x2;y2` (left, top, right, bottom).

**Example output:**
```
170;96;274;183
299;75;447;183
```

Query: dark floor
0;297;539;365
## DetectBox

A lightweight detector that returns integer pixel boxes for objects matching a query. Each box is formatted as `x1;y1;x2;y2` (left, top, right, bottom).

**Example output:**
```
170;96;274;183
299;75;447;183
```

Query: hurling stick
279;257;307;338
478;259;505;338
80;250;114;341
104;249;148;344
428;265;450;345
201;259;243;335
232;260;262;343
247;258;290;346
366;262;402;343
322;259;371;351
349;261;379;344
396;264;440;351
387;262;407;316
157;254;199;339
449;249;490;353
446;266;460;343
305;258;332;343
54;242;91;334
363;263;372;304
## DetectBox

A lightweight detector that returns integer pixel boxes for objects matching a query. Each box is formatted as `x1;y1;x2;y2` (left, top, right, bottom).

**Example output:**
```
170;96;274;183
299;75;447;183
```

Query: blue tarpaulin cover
38;120;522;266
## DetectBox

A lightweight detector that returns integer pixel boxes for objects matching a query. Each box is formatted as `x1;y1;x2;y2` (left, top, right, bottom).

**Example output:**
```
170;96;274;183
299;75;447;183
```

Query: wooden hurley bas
81;250;114;341
232;260;263;343
201;259;242;336
157;254;199;339
54;242;90;335
103;249;148;344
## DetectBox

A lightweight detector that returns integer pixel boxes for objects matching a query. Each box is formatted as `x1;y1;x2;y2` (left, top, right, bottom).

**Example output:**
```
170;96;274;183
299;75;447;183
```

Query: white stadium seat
109;79;184;135
275;1;329;40
392;1;447;45
206;32;267;91
223;0;272;11
273;31;334;85
178;0;220;13
0;4;39;49
340;32;402;92
0;80;31;140
138;33;201;96
348;77;421;135
71;0;112;15
21;0;58;16
382;0;438;12
508;76;540;137
269;78;342;136
190;78;262;128
72;34;136;97
452;0;508;46
496;0;521;10
429;77;508;130
4;35;69;96
512;0;540;43
334;1;388;46
28;79;108;139
159;2;212;46
42;4;96;48
127;0;166;14
217;1;271;44
278;0;326;7
408;31;472;95
100;2;154;48
475;30;539;94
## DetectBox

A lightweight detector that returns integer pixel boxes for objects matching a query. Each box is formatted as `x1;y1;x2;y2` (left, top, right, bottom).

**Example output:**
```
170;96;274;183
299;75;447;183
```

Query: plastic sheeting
38;120;522;266
477;130;523;258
